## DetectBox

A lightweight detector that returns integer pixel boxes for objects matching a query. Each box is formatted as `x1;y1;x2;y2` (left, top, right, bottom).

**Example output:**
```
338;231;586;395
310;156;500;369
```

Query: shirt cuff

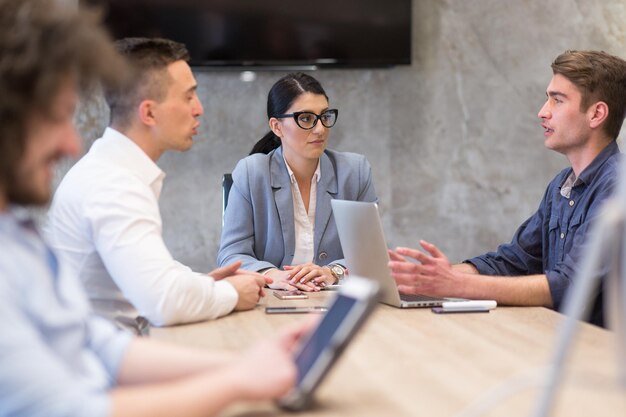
101;330;133;381
74;392;112;417
545;269;567;311
463;257;492;275
87;315;134;381
213;279;239;315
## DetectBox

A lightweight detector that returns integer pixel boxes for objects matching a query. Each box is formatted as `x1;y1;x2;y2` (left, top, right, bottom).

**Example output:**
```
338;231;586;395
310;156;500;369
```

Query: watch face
331;265;344;278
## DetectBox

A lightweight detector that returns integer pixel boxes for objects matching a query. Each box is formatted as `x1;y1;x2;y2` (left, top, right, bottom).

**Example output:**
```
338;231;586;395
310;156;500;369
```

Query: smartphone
273;290;309;300
265;306;328;314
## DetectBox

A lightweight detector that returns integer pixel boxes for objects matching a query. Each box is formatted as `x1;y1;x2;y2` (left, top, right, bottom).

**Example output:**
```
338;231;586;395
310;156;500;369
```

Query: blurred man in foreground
0;1;307;416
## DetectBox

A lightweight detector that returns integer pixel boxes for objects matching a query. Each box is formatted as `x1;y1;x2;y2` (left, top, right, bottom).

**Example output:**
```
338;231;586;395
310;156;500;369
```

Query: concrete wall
69;0;626;272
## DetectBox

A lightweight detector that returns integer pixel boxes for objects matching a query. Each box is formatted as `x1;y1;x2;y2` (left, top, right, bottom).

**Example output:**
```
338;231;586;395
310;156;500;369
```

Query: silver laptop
331;200;453;308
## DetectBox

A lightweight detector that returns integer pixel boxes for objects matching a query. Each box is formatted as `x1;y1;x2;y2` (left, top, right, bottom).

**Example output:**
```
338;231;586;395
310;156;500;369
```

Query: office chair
222;173;233;225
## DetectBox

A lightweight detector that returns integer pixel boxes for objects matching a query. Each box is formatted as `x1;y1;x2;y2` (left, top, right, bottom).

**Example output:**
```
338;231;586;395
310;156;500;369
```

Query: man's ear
269;117;282;138
138;100;157;127
589;101;609;129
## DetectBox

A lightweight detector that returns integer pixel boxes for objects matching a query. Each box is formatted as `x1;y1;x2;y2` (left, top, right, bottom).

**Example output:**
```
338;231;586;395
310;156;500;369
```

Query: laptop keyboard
400;293;443;302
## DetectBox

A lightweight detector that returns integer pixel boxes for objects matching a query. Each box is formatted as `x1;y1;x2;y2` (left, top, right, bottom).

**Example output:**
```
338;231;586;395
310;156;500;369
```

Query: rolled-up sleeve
86;315;134;380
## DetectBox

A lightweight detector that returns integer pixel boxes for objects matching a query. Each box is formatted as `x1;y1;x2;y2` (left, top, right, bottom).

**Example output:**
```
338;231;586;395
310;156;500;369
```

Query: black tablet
277;276;380;410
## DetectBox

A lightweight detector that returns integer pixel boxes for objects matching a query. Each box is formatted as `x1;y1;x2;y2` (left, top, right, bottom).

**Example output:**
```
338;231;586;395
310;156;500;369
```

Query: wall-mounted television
86;0;412;69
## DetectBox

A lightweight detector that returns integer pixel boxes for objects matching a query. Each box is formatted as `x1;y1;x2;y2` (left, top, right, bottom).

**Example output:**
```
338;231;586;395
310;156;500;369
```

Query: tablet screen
278;276;379;410
295;294;357;384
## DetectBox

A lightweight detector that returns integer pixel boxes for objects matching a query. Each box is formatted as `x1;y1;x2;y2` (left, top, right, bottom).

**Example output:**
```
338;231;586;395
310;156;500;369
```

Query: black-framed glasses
275;109;338;130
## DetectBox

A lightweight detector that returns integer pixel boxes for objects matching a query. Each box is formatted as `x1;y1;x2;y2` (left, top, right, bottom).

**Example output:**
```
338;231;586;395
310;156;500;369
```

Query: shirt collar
282;153;321;185
0;206;39;240
7;205;32;224
565;141;621;188
559;171;578;198
97;128;166;195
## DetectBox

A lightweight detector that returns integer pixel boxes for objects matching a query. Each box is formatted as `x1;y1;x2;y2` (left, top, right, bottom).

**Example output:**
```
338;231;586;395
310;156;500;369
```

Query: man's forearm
110;367;244;417
452;262;479;274
116;339;235;386
455;272;553;307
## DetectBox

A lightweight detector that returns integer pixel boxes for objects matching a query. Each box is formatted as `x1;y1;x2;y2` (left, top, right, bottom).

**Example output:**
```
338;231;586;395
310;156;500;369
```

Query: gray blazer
217;146;378;271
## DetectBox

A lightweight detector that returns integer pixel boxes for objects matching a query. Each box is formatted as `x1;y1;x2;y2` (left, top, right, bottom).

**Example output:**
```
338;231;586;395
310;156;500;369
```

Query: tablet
277;276;380;410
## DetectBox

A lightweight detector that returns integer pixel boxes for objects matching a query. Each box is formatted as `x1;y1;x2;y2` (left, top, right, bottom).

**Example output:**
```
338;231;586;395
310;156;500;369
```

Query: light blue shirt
0;208;132;417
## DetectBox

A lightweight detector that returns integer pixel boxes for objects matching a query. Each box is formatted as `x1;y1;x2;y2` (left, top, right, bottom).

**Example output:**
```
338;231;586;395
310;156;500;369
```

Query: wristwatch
328;264;346;284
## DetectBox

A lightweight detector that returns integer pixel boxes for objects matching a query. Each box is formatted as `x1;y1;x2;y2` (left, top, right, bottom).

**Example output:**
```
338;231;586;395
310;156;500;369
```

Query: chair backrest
222;173;233;225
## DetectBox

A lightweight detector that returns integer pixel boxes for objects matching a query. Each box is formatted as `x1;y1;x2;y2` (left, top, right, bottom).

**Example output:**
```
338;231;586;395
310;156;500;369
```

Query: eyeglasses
275;109;338;130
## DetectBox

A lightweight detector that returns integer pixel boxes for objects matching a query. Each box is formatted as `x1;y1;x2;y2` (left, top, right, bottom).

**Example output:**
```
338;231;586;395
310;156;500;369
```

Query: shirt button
560;232;565;239
569;200;574;206
319;252;328;260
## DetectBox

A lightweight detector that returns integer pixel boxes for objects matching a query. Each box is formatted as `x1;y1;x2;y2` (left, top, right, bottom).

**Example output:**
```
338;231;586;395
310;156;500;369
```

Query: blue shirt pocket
563;212;583;257
549;212;583;267
548;214;561;265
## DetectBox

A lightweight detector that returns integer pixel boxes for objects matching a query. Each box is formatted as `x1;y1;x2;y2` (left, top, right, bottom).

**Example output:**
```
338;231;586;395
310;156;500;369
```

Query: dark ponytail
249;131;280;155
249;72;328;155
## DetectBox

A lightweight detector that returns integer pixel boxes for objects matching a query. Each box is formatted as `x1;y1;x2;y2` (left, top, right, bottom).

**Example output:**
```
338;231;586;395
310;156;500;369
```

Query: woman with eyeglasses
218;73;378;291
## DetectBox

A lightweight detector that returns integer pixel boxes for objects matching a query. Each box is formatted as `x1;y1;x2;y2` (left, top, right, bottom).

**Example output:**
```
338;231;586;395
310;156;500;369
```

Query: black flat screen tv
86;0;412;68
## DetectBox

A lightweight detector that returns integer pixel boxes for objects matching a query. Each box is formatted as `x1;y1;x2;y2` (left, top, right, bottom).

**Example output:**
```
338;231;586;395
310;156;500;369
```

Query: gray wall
69;0;626;272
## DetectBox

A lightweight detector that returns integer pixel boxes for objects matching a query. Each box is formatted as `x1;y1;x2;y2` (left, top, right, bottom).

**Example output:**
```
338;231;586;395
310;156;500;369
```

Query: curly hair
552;50;626;140
0;0;126;191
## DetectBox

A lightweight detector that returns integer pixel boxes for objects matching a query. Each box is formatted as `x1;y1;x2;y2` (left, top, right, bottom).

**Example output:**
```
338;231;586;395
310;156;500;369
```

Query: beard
6;182;51;206
5;153;60;207
6;176;52;206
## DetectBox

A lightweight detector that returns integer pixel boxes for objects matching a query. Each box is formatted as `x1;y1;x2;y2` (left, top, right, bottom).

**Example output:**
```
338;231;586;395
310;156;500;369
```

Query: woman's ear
588;101;609;130
269;117;282;138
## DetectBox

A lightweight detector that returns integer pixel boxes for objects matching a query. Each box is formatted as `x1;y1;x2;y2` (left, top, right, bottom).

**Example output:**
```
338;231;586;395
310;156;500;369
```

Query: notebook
331;200;457;308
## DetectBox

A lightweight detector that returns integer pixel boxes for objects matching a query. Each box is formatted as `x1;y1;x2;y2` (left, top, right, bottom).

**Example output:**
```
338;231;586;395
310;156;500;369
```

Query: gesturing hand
388;240;460;297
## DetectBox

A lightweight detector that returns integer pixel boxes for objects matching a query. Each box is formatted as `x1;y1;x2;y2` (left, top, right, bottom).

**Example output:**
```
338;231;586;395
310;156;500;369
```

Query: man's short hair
552;50;626;140
105;38;190;129
0;0;125;192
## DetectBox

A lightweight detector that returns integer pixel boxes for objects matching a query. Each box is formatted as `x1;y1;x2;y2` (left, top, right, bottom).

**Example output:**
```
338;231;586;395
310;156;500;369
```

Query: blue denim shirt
467;141;621;326
0;208;132;417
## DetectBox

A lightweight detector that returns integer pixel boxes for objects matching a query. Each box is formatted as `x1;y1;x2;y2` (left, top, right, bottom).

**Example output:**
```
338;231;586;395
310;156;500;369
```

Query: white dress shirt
283;156;321;266
45;128;238;326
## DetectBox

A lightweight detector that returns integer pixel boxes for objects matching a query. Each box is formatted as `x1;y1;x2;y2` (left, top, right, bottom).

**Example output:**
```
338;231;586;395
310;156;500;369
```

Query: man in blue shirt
0;1;307;416
388;50;626;327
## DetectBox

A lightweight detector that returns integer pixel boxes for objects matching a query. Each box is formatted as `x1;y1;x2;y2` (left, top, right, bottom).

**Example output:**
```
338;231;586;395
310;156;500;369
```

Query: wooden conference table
152;291;625;417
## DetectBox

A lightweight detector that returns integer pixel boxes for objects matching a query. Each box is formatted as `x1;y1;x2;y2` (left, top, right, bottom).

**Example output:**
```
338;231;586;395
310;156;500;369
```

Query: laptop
331;200;456;308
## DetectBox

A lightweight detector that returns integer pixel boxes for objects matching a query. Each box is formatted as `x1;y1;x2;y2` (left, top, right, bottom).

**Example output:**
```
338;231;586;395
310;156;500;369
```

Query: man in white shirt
46;37;269;326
